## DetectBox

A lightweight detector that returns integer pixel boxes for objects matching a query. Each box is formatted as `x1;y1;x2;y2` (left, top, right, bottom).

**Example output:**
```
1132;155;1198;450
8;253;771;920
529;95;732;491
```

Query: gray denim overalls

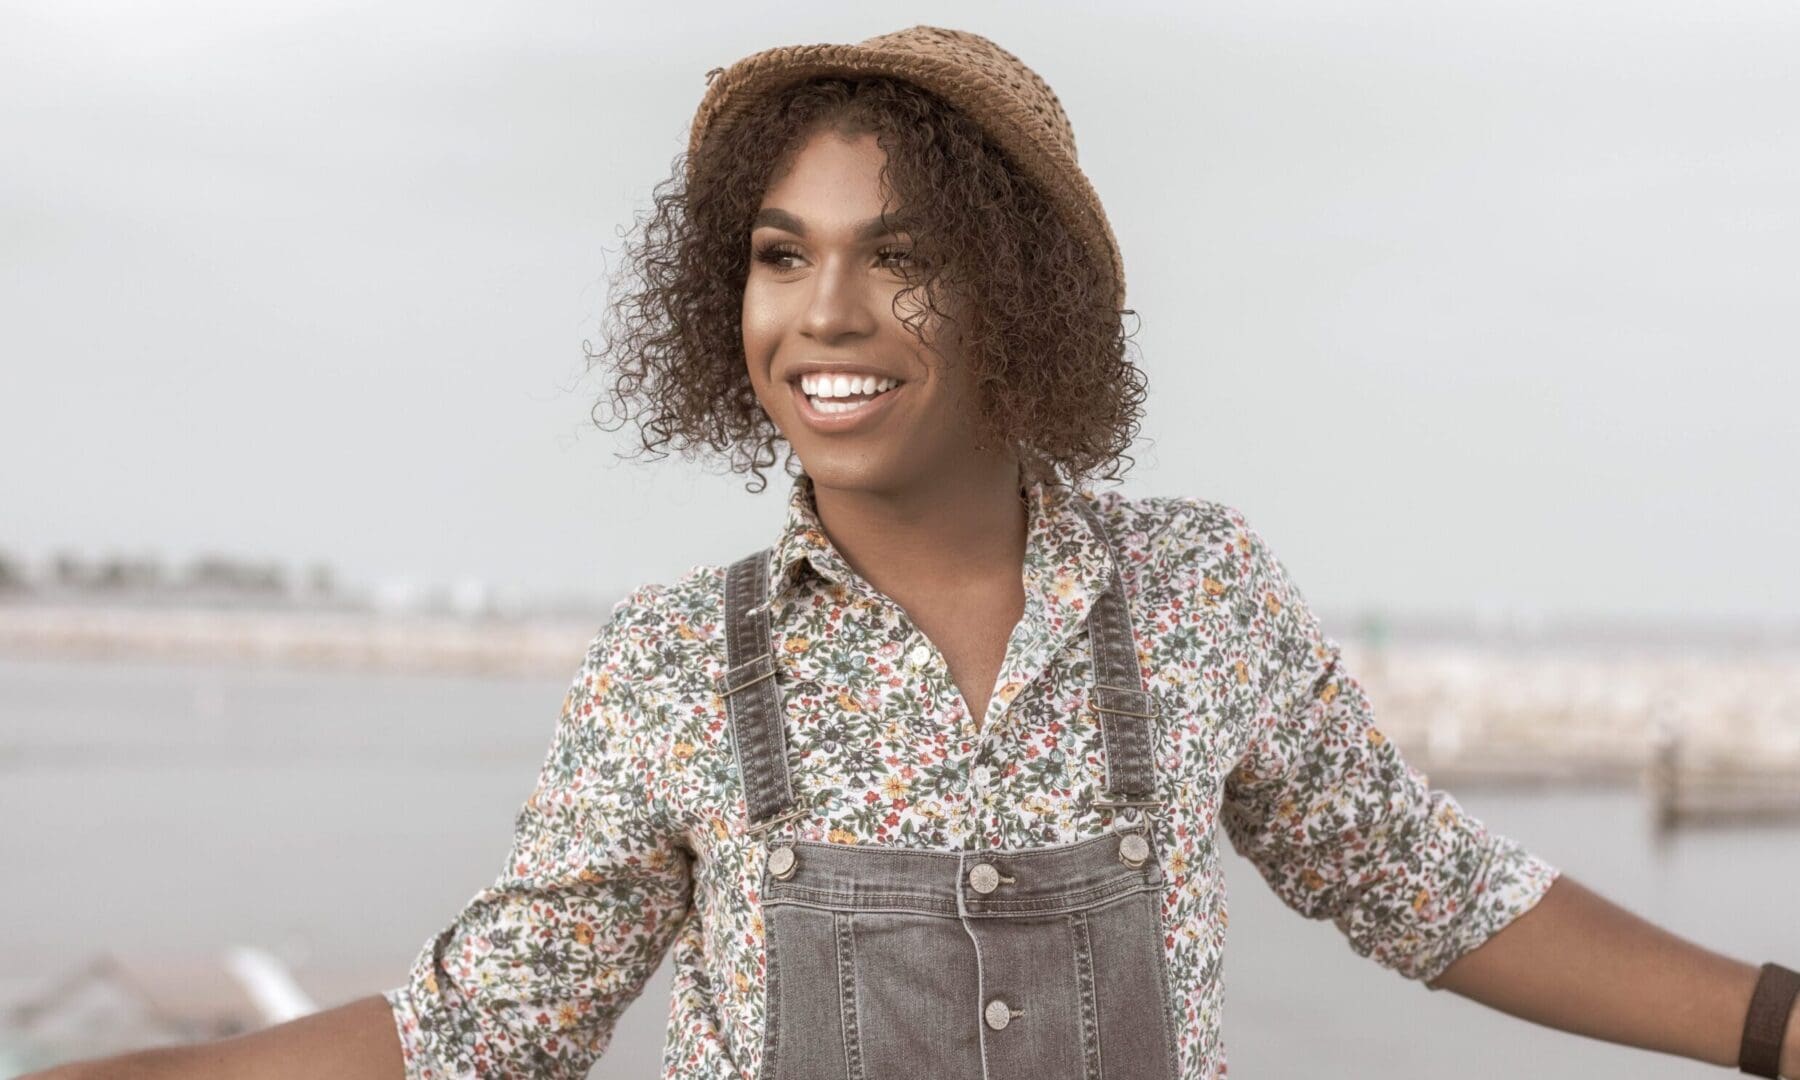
717;499;1182;1080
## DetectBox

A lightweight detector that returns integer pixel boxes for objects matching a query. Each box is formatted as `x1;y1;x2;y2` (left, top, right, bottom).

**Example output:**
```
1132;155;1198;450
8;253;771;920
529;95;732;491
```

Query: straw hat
688;25;1128;312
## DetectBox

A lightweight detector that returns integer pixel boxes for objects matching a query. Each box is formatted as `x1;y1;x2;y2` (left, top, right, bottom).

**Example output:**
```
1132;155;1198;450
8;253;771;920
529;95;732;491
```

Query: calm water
3;655;1796;1078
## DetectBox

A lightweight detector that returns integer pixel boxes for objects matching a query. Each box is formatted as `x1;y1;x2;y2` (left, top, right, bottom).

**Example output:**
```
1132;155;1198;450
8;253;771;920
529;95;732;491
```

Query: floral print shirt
384;468;1561;1079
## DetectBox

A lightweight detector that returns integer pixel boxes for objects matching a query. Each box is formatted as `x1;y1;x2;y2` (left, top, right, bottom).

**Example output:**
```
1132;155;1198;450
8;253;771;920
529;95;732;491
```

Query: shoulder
1086;489;1314;644
1082;487;1267;580
580;561;732;694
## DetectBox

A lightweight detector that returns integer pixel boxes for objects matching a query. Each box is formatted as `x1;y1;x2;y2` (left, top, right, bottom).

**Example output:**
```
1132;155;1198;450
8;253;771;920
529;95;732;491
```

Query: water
2;655;1796;1078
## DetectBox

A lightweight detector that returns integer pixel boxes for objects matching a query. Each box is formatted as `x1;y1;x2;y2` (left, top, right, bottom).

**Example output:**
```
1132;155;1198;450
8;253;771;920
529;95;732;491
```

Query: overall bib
717;499;1184;1080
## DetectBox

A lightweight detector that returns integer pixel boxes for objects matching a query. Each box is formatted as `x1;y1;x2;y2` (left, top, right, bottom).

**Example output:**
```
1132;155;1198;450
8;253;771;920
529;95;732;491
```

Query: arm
1217;512;1797;1075
383;593;695;1078
1219;514;1561;985
24;995;404;1080
1427;873;1800;1077
32;594;693;1080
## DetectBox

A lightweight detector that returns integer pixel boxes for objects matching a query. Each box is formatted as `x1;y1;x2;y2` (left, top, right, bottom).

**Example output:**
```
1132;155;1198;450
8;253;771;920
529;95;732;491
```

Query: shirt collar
764;470;856;601
761;457;1118;643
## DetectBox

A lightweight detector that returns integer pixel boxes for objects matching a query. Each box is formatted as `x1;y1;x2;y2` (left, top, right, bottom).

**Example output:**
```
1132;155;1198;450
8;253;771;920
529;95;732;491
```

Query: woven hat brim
688;42;1127;311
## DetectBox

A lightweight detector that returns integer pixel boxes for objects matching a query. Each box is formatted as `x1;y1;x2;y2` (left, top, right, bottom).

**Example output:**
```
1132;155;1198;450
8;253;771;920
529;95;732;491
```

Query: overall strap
1069;495;1162;804
718;549;805;834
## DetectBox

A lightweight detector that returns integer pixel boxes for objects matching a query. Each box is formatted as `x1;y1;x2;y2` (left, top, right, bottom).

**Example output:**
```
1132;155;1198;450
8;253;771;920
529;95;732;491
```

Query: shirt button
968;862;1001;894
908;643;931;667
985;998;1013;1030
972;765;992;788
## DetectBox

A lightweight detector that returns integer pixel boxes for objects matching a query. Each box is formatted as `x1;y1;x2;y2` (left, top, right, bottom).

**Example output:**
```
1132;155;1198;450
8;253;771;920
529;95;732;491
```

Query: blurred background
3;0;1797;1076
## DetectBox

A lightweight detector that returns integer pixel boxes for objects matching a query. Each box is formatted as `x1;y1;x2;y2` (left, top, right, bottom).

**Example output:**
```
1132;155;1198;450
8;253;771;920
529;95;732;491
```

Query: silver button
768;845;797;880
1118;833;1151;868
984;998;1012;1030
968;862;1001;894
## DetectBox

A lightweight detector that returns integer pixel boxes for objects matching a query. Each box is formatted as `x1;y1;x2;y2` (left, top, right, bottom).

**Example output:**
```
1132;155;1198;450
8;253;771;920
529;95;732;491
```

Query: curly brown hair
585;74;1147;494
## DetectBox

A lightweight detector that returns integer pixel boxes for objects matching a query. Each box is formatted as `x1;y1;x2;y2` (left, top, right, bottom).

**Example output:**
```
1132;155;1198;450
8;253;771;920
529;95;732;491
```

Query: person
31;23;1799;1080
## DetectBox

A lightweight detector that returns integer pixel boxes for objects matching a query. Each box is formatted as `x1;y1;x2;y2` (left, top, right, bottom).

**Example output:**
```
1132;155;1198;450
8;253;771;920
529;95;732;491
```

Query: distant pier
1341;640;1800;830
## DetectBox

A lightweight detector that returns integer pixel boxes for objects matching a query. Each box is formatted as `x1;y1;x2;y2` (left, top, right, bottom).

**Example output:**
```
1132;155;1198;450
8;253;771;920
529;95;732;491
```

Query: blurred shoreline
3;598;1798;798
0;599;606;678
5;593;1800;665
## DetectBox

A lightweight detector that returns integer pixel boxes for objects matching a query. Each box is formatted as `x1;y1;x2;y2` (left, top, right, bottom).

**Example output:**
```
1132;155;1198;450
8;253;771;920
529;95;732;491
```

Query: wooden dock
1646;734;1800;830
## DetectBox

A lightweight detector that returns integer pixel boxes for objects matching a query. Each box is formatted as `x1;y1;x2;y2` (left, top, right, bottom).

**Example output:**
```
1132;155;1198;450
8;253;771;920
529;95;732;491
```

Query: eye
754;242;804;270
751;242;925;273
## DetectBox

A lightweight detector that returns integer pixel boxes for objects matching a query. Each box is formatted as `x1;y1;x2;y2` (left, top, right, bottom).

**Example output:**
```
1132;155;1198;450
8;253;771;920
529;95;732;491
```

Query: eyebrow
752;207;913;241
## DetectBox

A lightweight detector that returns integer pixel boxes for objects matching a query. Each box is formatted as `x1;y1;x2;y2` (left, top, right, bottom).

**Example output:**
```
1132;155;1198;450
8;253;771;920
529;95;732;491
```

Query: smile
789;372;903;432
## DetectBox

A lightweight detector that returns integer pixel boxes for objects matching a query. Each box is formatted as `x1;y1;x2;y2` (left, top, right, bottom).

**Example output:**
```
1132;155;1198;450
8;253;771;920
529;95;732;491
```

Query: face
743;128;1004;497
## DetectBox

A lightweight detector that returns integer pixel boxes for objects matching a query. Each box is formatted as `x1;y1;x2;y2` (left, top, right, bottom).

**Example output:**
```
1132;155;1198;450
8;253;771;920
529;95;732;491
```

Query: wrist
1783;992;1800;1079
1739;962;1800;1078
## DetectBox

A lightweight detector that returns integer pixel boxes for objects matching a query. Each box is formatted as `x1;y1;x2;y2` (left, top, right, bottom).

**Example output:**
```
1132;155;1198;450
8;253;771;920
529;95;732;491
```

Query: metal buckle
714;652;775;694
1095;797;1163;834
1091;682;1158;719
1091;797;1167;810
744;804;808;837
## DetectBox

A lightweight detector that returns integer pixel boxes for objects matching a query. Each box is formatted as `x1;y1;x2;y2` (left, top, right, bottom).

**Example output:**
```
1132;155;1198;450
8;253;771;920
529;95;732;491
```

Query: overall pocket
759;831;1180;1080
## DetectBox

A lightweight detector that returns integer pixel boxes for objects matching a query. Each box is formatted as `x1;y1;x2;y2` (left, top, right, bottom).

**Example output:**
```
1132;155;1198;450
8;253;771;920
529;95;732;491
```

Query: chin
794;449;929;496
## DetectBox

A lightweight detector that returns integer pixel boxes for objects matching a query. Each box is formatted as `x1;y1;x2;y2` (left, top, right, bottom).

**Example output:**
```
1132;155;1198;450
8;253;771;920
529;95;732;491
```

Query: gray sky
4;0;1796;624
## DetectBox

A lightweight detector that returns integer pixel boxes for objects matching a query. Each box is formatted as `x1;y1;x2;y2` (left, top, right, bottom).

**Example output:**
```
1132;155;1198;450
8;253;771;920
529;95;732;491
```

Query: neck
809;454;1031;601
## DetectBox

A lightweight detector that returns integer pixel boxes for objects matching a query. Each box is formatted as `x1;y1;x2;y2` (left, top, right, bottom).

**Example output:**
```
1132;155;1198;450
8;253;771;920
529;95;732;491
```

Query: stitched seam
957;855;993;1080
965;883;1163;919
763;896;964;918
759;894;779;1080
768;876;1156;913
836;912;864;1080
1072;910;1103;1080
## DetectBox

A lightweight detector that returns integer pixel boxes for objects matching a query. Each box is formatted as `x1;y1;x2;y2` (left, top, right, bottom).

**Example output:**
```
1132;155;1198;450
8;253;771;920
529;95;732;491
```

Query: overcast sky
4;0;1796;625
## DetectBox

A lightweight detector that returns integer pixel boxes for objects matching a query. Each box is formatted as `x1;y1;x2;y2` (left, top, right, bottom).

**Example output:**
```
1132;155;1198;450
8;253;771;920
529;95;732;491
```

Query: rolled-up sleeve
383;591;695;1077
1218;515;1560;986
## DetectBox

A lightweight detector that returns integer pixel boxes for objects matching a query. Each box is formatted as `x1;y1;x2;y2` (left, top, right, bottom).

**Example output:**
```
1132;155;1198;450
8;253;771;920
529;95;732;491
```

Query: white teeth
798;371;901;416
814;398;869;414
799;372;900;398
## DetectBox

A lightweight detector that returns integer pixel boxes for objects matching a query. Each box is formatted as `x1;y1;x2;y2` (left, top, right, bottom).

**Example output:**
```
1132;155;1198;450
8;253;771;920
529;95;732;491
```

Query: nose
798;252;881;343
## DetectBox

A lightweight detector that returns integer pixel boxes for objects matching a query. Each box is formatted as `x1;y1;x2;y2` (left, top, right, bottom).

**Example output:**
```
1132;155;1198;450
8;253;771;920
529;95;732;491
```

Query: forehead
760;129;890;215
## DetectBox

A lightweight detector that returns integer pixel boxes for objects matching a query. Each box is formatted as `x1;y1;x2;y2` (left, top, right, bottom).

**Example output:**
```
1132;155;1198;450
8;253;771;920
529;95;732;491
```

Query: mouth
788;371;904;432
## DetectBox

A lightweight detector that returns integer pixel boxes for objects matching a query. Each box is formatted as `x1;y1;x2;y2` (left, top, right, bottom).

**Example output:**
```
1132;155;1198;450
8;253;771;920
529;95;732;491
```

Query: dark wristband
1739;961;1800;1078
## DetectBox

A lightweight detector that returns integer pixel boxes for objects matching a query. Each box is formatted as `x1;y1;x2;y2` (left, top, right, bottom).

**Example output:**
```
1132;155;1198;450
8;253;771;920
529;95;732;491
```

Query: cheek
739;296;782;409
740;285;784;353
